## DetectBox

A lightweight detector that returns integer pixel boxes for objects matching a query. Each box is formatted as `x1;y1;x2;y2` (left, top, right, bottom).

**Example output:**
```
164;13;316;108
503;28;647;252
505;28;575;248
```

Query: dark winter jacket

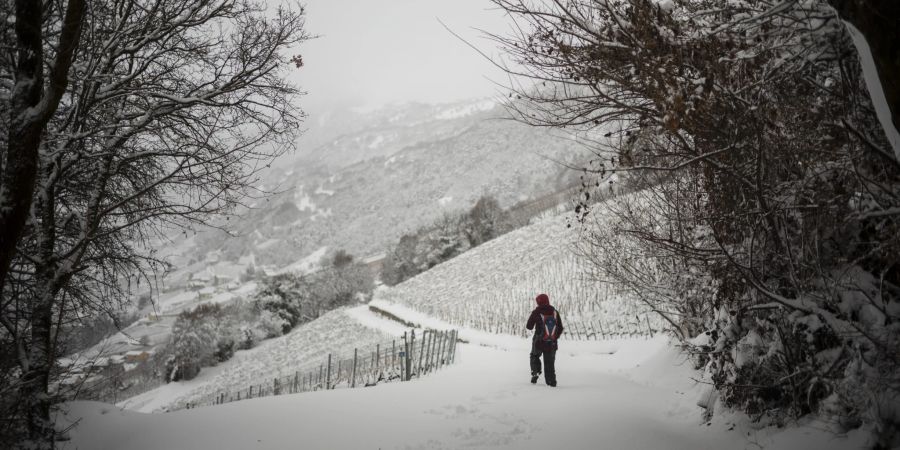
526;304;564;350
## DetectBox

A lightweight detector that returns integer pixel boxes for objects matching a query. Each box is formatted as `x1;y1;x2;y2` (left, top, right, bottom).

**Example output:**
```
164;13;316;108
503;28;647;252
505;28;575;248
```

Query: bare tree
1;0;87;307
0;0;308;447
491;0;899;440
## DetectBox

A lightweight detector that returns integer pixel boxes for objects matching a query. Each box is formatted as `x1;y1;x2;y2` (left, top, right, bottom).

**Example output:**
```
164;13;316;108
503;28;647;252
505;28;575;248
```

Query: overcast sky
291;0;511;114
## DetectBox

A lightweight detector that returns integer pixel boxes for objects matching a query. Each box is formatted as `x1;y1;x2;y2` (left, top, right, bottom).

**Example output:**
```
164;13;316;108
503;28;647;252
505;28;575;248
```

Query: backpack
540;310;559;343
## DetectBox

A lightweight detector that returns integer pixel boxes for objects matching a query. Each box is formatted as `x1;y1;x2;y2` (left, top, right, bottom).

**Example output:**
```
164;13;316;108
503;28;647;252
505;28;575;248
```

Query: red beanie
535;293;550;306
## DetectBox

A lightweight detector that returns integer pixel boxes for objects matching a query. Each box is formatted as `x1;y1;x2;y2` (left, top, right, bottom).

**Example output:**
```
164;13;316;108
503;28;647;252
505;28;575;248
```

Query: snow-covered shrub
254;308;288;339
495;0;900;443
459;195;513;247
167;304;222;381
307;253;375;309
382;195;512;285
252;273;306;334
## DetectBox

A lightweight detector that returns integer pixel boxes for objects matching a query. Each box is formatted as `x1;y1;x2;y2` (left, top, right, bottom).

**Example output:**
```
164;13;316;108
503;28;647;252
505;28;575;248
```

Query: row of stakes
182;328;459;410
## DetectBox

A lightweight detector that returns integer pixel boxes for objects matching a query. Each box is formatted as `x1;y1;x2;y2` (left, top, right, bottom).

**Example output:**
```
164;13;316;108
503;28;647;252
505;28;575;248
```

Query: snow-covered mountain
65;99;592;381
182;98;592;270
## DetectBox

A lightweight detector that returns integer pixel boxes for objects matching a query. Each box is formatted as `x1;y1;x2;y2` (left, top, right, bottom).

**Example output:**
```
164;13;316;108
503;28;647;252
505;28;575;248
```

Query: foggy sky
291;0;511;114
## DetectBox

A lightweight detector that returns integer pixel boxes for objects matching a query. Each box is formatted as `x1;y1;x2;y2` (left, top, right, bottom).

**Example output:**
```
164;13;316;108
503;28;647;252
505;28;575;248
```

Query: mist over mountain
177;99;590;271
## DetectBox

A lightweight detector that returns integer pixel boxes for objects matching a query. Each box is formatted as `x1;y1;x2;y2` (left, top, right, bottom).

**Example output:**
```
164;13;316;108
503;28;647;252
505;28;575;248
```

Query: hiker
526;293;563;386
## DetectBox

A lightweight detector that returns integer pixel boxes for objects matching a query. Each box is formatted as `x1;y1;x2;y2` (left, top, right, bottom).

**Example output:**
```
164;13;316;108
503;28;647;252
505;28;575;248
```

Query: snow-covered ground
58;306;868;449
117;307;393;413
377;195;665;338
56;185;876;448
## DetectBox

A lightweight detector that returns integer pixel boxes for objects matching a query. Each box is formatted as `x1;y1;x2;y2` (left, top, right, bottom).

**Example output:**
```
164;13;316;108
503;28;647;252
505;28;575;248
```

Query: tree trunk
1;0;46;295
21;277;56;449
830;0;900;132
1;0;86;294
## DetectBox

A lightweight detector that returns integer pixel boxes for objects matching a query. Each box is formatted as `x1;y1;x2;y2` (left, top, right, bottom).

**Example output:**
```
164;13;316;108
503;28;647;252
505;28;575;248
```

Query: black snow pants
530;339;557;386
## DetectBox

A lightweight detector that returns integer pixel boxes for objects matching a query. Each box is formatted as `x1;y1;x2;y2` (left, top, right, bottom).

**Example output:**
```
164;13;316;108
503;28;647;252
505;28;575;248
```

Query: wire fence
176;328;459;411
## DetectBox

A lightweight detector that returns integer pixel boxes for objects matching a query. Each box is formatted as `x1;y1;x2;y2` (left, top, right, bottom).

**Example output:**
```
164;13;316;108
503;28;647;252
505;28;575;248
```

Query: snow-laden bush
382;195;513;285
494;0;900;444
252;274;305;335
159;253;376;383
165;304;222;381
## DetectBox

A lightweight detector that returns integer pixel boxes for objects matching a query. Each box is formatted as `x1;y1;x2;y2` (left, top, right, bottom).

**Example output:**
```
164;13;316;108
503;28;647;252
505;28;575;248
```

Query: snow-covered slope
118;307;393;413
59;335;868;450
375;193;664;338
183;98;593;269
60;285;869;450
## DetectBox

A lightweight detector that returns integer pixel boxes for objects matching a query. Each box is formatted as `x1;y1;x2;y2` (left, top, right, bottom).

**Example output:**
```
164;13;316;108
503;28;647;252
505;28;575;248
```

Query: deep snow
58;307;869;450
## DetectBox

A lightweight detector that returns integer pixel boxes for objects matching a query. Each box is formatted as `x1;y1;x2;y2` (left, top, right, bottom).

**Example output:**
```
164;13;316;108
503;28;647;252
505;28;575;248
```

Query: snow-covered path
58;306;867;449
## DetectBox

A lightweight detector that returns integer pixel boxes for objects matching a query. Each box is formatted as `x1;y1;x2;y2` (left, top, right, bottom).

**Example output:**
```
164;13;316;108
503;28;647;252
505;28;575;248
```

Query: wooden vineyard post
450;330;459;364
442;330;450;368
449;330;458;364
351;348;358;388
436;330;446;369
403;331;411;381
411;329;417;372
401;331;408;381
391;339;396;377
438;330;449;367
427;328;438;372
447;331;454;365
433;330;441;370
421;330;431;373
326;354;333;389
449;330;457;365
417;329;427;377
401;331;407;380
645;315;654;338
249;385;253;399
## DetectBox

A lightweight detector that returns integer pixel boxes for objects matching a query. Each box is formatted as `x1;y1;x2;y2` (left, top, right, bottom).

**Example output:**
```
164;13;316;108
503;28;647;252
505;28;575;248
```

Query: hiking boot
531;373;540;384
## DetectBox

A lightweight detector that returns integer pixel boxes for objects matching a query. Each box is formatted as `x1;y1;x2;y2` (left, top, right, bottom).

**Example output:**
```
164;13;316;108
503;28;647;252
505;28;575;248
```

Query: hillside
59;318;868;450
59;200;872;450
110;204;623;413
182;99;593;270
64;98;593;390
116;307;394;413
375;191;665;338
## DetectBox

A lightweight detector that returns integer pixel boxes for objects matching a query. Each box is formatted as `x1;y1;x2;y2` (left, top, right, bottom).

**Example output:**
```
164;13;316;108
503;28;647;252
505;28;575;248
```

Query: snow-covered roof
363;253;386;264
